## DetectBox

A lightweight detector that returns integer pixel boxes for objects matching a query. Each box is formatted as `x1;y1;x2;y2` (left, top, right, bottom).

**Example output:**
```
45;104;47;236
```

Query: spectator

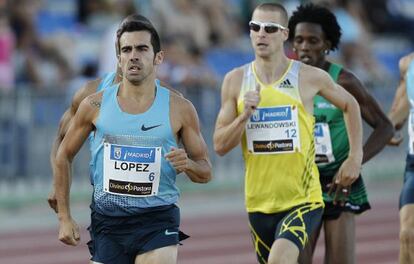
199;0;244;48
11;0;72;90
153;0;210;52
0;8;14;93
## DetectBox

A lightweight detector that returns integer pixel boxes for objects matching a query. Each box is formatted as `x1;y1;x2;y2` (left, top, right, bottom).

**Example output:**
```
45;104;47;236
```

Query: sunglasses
249;21;287;34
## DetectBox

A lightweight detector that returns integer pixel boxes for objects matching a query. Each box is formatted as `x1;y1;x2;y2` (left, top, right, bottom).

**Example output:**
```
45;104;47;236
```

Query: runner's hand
388;131;403;146
327;157;360;205
58;218;80;246
334;156;360;187
47;190;58;213
327;178;351;206
165;146;189;173
242;84;261;119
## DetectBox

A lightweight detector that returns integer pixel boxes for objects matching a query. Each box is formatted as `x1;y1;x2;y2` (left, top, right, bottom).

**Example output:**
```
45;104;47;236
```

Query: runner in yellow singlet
213;3;363;264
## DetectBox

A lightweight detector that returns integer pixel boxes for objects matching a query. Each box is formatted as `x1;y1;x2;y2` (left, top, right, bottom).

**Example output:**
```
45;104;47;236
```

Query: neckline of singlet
252;59;293;88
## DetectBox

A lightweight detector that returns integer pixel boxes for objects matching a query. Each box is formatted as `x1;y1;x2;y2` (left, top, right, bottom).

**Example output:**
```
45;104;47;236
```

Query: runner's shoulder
170;91;199;128
170;91;193;112
222;66;244;97
399;53;414;74
337;67;363;90
224;66;244;82
159;81;183;97
300;63;332;87
82;89;104;110
72;78;102;107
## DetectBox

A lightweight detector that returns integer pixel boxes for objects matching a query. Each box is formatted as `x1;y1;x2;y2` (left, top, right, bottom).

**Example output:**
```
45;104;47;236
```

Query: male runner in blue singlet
53;15;211;264
48;15;181;214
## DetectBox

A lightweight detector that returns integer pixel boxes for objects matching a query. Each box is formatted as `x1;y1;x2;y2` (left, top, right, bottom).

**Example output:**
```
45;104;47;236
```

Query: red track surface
0;200;399;264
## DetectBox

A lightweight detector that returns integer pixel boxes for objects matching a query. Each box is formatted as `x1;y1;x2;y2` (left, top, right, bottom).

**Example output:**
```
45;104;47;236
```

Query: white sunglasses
249;20;287;33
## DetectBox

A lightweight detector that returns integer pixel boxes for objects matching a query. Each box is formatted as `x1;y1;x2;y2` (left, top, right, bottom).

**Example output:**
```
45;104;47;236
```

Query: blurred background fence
0;81;409;207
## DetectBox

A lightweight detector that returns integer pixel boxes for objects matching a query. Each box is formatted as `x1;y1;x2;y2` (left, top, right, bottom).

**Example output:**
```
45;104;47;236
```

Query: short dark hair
255;3;288;26
288;3;341;51
116;14;161;56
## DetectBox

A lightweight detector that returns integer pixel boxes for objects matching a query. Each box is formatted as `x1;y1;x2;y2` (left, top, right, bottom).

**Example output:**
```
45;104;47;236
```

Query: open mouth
128;65;141;72
257;43;268;48
300;55;312;63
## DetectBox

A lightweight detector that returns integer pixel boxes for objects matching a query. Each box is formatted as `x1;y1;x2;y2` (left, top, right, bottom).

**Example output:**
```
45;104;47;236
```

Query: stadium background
0;0;413;263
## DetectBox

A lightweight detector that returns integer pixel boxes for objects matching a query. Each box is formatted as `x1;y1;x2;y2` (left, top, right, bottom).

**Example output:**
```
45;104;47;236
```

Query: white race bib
246;105;300;154
103;142;162;197
314;122;335;164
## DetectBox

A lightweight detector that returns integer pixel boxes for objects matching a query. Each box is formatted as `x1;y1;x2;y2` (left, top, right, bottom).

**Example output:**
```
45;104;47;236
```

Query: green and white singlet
314;63;370;215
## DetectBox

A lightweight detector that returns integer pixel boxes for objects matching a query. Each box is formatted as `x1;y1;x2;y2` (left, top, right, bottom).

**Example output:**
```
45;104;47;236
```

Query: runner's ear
154;51;164;66
117;55;121;68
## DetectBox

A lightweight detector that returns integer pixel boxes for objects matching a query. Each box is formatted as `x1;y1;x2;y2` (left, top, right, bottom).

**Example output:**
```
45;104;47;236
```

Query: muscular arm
50;79;101;169
317;72;363;163
55;94;100;245
338;70;393;164
315;70;363;187
178;99;212;183
166;94;212;183
48;79;101;212
213;69;259;155
389;56;411;130
50;110;72;173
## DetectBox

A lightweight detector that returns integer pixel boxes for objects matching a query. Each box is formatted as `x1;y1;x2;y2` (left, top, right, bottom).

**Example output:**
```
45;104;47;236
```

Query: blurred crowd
0;0;413;95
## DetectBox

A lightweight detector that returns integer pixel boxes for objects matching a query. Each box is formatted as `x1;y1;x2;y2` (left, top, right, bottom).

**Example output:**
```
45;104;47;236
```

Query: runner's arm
48;80;100;212
166;98;212;183
338;70;393;163
55;95;97;221
54;94;99;246
214;70;257;155
318;74;363;186
389;58;410;130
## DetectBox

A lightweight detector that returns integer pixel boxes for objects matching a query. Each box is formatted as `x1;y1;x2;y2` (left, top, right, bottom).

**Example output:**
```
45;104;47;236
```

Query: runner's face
250;9;288;58
118;31;156;85
293;22;329;67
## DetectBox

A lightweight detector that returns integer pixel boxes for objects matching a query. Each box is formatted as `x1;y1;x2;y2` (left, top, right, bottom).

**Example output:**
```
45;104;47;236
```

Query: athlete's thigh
249;212;281;264
275;203;323;251
399;204;414;264
268;238;300;264
400;204;414;228
88;230;131;264
298;221;323;264
323;212;355;264
135;245;178;264
269;203;323;264
400;169;414;209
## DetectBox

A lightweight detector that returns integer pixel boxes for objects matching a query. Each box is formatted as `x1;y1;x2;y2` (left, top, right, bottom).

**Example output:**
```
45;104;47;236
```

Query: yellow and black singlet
237;60;323;214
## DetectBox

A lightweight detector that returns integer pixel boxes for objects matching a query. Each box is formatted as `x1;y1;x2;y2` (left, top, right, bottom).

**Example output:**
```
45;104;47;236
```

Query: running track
0;200;399;264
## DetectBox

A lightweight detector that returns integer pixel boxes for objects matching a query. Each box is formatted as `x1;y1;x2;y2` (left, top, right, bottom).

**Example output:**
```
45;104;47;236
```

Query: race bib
246;105;300;154
103;142;162;197
314;122;335;164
